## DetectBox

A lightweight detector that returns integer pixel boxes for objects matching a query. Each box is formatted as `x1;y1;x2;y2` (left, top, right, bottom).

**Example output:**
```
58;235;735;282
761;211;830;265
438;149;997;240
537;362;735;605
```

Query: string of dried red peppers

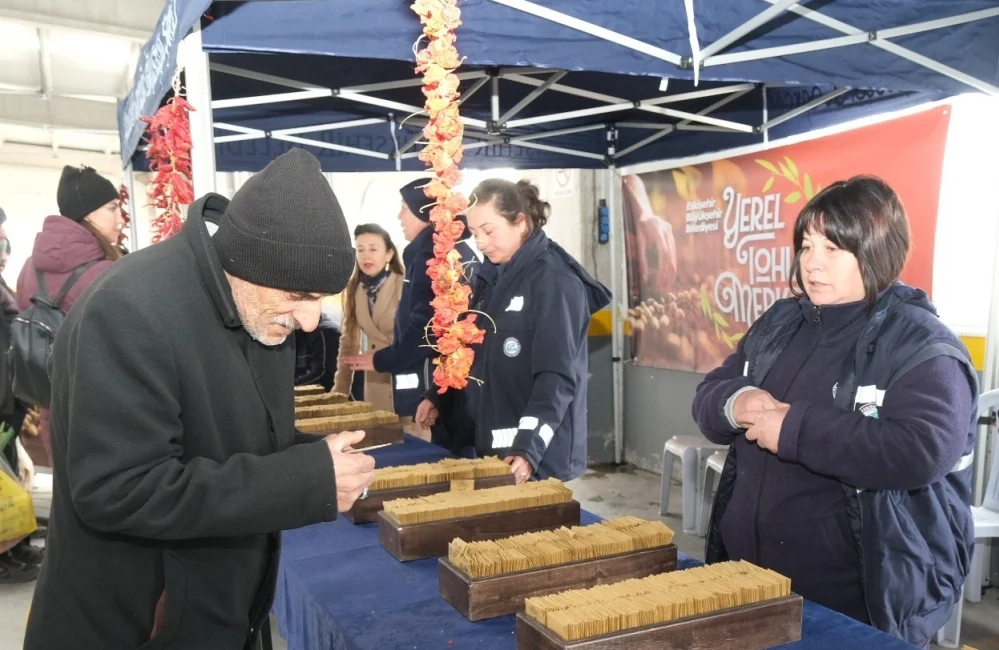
141;91;195;243
412;0;485;392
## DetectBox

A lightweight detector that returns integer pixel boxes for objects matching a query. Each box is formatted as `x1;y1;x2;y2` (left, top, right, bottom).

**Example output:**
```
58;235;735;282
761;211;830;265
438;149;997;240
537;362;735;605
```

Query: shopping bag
0;454;36;552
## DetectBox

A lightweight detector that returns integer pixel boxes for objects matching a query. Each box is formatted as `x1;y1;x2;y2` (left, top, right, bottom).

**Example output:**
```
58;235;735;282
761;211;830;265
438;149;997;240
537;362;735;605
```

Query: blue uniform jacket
698;283;977;646
373;226;479;417
431;230;610;480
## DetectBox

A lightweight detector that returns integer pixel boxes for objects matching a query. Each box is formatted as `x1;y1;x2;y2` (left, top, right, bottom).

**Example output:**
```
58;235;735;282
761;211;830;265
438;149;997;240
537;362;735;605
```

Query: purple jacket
15;215;114;465
16;216;114;314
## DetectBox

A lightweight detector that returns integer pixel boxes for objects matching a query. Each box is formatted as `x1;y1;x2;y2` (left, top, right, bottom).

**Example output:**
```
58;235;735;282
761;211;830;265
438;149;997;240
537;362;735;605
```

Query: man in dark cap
25;149;376;650
345;179;480;438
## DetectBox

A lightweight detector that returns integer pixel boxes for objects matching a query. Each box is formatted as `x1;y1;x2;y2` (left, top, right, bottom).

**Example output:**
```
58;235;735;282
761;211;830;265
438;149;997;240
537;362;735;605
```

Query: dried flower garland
117;183;130;247
412;0;485;392
141;80;194;243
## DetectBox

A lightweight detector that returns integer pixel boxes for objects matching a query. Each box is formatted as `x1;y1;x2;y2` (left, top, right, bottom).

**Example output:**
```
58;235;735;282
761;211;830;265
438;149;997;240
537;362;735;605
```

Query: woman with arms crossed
693;176;976;648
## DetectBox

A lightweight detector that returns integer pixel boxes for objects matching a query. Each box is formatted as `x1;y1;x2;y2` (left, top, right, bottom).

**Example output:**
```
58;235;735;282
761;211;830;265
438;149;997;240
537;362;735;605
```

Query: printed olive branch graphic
699;289;744;350
756;156;822;204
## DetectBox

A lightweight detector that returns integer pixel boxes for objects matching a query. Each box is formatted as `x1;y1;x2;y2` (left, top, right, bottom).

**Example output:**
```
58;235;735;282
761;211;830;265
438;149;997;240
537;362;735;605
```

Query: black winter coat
25;194;339;650
430;231;610;480
374;225;479;416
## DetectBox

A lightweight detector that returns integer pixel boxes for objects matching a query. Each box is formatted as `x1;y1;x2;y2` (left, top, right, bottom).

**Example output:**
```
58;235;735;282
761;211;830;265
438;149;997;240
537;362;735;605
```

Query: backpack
11;262;97;407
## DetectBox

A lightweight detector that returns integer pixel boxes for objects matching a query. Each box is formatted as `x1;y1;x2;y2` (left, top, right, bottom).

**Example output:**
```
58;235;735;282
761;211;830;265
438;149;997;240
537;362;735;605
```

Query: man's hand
324;430;376;512
504;455;533;485
732;388;780;429
416;400;438;429
745;404;791;454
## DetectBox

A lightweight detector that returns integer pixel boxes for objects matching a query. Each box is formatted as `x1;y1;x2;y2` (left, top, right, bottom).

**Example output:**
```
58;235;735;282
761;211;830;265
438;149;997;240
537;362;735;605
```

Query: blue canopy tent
117;0;999;489
118;0;999;173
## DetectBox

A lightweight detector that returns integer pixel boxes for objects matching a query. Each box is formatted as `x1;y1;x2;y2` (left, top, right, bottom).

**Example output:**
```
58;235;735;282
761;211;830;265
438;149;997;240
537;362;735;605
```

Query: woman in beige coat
333;224;404;412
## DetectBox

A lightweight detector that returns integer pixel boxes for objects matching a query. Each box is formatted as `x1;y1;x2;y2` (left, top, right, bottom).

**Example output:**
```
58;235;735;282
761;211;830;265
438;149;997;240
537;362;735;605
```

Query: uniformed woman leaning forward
416;179;610;484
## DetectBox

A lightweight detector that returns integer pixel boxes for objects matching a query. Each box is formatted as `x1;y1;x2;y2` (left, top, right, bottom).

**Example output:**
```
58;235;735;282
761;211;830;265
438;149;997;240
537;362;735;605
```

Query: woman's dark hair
80;219;123;262
790;175;909;305
470;179;551;235
342;223;404;333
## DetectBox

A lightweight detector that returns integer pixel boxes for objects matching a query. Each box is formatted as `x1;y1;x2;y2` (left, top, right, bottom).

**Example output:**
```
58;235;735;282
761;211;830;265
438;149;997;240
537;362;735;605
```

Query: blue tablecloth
273;437;917;650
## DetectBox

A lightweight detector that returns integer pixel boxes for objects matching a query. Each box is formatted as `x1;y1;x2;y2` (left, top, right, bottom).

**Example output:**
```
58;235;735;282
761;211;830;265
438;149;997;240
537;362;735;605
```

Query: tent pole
606;128;624;465
762;85;770;148
180;23;216;197
976;222;999;504
490;73;500;123
124;161;140;251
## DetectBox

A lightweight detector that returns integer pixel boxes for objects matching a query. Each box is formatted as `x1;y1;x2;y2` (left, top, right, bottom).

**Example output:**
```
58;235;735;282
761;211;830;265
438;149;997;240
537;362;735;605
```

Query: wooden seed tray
298;423;405;449
378;500;582;562
345;474;516;524
515;593;803;650
440;545;678;621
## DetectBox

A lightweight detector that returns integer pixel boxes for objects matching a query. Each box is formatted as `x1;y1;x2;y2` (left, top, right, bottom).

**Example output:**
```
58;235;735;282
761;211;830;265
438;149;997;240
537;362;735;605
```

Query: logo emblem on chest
503;337;521;358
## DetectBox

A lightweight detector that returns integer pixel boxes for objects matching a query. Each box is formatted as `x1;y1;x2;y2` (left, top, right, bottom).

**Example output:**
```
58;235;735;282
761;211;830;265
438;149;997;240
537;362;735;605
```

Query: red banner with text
623;106;950;372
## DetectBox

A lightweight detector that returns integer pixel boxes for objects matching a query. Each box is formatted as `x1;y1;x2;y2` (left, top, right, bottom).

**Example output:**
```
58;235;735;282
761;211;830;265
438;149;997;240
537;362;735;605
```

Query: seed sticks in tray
439;518;678;621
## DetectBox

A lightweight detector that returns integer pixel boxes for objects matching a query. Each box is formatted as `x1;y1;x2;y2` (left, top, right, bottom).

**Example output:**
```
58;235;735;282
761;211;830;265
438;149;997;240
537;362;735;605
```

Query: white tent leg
762;85;769;148
124;161;140;250
180;24;216;197
977;220;999;504
606;162;625;465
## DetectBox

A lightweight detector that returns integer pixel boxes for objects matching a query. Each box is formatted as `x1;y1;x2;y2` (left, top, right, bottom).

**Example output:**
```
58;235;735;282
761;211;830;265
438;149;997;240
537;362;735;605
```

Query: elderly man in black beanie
345;178;480;438
25;149;376;650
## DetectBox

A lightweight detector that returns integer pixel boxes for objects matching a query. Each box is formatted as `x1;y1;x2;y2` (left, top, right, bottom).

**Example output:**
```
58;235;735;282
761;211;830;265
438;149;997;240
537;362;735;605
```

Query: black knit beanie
399;178;470;238
399;178;433;223
213;149;355;295
57;166;118;222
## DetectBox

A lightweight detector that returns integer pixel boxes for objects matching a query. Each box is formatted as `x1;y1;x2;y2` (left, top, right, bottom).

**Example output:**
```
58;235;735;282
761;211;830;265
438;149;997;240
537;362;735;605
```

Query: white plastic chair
659;436;726;534
697;450;728;537
937;388;999;648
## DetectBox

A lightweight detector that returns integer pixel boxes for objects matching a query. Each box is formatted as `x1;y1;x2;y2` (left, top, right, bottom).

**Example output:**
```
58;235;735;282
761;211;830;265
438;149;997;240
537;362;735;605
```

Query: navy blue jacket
431;231;610;480
694;284;977;646
373;226;479;416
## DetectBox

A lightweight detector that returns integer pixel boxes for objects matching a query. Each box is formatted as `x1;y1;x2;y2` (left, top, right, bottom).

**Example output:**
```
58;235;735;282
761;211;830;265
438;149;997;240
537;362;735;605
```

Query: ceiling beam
0;94;117;132
37;28;53;99
0;5;153;43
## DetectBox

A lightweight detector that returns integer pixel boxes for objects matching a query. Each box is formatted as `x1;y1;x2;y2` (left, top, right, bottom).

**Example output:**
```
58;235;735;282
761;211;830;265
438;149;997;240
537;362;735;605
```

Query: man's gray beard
246;327;288;347
233;296;293;347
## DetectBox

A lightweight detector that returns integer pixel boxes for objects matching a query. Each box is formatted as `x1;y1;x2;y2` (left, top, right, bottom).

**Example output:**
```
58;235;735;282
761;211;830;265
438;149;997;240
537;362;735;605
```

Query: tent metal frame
491;0;999;96
203;61;786;168
171;37;878;470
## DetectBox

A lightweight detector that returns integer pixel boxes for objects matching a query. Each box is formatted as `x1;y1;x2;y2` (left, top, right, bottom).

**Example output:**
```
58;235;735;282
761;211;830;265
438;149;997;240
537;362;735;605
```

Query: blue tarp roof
118;0;999;170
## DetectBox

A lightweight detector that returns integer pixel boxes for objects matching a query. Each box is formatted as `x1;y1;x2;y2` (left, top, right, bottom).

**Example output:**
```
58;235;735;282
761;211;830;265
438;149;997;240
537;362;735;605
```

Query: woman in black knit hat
16;165;124;469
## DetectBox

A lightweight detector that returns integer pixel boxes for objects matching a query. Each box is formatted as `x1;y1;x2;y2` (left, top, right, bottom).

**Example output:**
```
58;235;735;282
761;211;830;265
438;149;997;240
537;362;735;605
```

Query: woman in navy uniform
417;179;610;483
345;179;478;438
